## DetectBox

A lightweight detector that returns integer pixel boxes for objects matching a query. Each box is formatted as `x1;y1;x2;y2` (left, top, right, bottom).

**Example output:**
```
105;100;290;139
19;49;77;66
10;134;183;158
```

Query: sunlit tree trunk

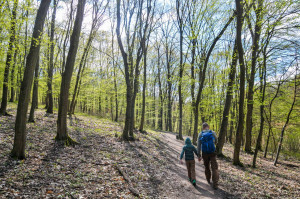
216;41;237;155
11;0;51;160
46;0;58;114
233;0;246;166
252;52;267;168
245;0;264;153
56;0;86;144
274;72;297;166
28;56;40;123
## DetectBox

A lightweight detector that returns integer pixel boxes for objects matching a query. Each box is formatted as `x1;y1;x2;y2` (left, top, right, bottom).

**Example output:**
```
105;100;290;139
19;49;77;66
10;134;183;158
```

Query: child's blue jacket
180;138;198;161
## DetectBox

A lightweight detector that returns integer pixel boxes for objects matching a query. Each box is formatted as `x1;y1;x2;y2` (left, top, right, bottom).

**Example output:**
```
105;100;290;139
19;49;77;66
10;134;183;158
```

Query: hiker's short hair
202;122;209;129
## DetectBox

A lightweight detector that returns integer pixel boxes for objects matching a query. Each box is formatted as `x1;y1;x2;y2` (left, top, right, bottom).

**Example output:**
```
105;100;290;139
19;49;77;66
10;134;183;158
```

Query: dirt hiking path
159;132;228;199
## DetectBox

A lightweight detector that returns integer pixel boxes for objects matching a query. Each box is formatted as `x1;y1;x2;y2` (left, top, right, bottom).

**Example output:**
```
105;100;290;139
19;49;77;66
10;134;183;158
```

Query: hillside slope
0;109;299;198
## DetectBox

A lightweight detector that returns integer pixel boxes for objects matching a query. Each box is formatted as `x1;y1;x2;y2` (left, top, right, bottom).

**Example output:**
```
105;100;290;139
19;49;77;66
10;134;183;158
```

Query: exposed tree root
55;135;78;146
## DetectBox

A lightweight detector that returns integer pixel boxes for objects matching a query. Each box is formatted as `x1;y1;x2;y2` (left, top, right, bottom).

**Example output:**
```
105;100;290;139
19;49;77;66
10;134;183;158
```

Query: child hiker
197;122;220;189
180;137;198;186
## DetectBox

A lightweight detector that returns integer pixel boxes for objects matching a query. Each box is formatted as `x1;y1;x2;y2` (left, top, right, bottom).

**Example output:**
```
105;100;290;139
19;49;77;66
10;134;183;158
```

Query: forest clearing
0;106;299;198
0;0;299;198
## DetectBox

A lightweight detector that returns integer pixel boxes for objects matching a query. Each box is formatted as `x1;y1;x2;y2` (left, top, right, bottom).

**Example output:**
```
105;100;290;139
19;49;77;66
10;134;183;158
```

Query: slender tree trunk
11;0;51;160
252;55;267;168
274;73;297;166
46;0;57;114
28;56;40;123
56;0;86;144
114;67;118;122
233;0;246;166
264;81;282;158
176;0;184;140
216;41;238;155
0;0;18;115
139;50;147;132
152;79;156;128
245;0;263;153
167;49;172;132
158;48;163;130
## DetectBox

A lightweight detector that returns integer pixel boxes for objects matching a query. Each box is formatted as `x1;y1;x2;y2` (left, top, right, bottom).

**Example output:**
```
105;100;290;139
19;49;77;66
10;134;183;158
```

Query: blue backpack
199;130;215;154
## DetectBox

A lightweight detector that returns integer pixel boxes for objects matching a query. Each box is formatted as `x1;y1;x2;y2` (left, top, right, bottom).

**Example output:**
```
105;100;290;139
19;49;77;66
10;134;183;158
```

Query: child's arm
180;147;185;160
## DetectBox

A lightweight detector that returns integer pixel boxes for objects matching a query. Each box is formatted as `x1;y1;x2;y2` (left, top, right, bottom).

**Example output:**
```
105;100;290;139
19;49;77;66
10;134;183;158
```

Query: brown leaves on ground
218;144;300;198
0;108;299;198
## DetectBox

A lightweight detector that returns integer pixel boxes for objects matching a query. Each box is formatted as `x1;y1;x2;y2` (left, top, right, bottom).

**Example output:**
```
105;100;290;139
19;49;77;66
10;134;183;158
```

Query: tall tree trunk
152;79;156;128
11;0;51;160
166;47;172;132
139;50;147;132
264;79;282;158
28;56;40;123
216;41;238;155
176;0;184;140
233;0;246;166
274;73;297;166
158;48;163;130
46;0;57;114
116;0;131;140
245;0;264;153
56;0;86;144
113;67;118;122
252;53;267;167
0;0;18;115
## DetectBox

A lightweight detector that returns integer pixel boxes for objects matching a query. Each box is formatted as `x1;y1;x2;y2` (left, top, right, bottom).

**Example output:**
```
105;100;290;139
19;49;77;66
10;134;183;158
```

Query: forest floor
0;107;299;198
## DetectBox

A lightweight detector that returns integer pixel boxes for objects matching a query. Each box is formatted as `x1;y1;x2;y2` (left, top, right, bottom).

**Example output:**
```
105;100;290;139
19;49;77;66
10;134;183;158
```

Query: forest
0;0;299;198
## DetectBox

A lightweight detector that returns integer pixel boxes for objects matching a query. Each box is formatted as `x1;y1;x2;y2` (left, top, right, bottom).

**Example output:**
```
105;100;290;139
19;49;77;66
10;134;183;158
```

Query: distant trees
0;0;18;115
69;0;107;115
0;0;297;165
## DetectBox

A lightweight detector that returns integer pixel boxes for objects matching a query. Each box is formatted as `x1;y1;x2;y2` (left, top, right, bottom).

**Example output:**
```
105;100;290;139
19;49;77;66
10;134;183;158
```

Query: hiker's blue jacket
180;138;198;161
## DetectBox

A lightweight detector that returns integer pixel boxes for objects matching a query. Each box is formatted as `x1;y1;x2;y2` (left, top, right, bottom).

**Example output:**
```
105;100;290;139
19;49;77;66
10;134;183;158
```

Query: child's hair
202;122;209;129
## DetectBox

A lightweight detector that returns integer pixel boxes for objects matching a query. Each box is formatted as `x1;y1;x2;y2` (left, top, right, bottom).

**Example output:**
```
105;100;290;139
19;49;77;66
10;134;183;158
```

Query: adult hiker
197;122;220;189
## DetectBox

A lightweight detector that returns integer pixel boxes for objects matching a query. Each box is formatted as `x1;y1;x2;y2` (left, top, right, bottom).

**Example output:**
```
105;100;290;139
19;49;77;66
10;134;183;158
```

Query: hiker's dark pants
185;160;196;180
202;152;219;185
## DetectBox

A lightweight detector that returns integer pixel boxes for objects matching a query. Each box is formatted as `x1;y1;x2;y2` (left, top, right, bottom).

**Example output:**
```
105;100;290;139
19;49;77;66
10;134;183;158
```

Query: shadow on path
157;130;233;199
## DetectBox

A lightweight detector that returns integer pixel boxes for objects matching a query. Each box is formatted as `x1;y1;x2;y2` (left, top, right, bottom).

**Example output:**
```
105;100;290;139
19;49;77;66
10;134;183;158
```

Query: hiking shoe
192;179;196;186
188;178;192;182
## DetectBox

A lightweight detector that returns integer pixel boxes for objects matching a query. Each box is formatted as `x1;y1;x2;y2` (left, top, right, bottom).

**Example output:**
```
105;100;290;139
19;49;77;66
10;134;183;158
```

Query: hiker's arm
197;133;202;157
180;147;184;160
212;131;218;145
